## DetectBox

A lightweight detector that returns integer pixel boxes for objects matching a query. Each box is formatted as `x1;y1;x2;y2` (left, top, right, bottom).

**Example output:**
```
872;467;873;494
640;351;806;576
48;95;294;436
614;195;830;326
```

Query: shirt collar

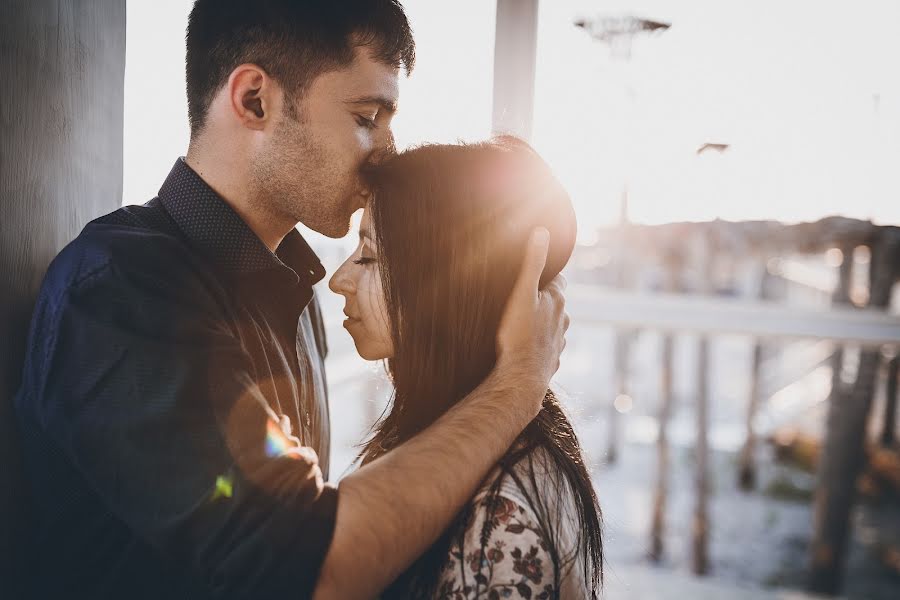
157;158;326;288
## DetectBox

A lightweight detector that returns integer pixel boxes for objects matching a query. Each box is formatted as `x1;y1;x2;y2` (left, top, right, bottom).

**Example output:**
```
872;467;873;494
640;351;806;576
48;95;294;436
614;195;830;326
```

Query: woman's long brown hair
359;137;602;598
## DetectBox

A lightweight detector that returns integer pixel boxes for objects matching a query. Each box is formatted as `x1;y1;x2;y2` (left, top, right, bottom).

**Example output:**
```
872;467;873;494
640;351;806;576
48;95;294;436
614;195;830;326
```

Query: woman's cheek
368;268;393;353
355;270;379;327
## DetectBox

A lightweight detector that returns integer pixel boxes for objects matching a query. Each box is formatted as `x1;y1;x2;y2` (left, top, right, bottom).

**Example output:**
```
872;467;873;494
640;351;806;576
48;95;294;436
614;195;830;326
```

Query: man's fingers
511;228;550;301
543;279;566;320
541;274;567;306
552;273;568;291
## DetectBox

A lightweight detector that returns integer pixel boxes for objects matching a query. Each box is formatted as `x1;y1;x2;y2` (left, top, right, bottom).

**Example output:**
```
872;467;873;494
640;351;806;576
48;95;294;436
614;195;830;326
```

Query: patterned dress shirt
15;157;336;599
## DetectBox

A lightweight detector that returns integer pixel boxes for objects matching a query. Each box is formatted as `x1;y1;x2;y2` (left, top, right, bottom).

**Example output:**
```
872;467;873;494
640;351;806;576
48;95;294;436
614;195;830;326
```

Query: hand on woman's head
496;228;570;406
336;136;576;422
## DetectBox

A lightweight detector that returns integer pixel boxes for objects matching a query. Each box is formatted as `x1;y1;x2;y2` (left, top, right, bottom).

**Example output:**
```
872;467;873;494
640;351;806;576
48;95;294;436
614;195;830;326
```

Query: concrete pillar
492;0;539;141
0;0;126;590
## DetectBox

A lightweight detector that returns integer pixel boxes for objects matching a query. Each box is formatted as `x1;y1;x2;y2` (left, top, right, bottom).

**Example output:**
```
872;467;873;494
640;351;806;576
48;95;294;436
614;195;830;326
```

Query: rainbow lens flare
211;475;233;501
265;418;299;459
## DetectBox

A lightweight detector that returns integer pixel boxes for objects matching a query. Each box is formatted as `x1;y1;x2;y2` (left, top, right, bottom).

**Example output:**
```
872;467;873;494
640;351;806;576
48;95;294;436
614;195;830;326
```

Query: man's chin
308;217;353;239
299;200;361;239
318;225;351;239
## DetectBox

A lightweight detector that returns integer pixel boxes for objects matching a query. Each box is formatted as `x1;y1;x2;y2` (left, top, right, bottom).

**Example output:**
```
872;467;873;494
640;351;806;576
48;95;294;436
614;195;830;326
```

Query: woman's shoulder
437;473;556;599
436;445;588;599
484;444;577;516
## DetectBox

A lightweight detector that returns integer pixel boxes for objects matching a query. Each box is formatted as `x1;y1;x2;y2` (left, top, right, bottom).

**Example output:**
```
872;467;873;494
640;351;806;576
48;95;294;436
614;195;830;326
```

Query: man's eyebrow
345;95;398;115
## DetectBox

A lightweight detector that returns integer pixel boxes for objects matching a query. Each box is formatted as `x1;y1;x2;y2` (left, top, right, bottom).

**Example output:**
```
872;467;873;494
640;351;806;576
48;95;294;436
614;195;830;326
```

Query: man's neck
185;143;294;253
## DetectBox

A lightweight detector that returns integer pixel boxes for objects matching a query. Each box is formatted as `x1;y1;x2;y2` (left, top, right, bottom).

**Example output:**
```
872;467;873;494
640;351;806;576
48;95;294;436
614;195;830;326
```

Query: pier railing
574;217;899;594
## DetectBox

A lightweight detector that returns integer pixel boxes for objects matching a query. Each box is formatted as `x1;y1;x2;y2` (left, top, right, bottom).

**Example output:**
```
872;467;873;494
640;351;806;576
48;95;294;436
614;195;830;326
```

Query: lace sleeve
436;492;555;599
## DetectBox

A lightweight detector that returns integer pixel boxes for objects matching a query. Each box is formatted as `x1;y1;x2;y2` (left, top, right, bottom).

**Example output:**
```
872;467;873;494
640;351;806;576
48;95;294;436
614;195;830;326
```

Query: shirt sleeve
436;491;556;599
28;244;337;598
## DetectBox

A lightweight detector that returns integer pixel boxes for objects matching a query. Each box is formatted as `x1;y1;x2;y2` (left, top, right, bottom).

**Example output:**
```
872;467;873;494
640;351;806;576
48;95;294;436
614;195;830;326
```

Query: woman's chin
354;341;391;362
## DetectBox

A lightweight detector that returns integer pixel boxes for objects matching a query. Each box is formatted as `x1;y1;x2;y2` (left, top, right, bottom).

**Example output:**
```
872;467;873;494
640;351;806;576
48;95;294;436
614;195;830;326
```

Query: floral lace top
434;448;591;599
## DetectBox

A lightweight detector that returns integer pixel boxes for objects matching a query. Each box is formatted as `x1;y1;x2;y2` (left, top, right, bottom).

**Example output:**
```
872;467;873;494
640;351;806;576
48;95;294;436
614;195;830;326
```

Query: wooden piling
809;232;900;595
692;238;713;576
738;261;770;490
650;255;681;561
882;356;898;448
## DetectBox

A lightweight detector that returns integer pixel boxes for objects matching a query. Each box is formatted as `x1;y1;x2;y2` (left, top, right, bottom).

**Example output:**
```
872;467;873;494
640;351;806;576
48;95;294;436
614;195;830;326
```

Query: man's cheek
354;128;374;152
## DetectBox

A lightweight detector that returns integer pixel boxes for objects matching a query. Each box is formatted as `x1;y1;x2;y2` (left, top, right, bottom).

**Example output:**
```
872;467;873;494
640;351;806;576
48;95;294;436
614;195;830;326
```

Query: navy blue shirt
14;158;337;599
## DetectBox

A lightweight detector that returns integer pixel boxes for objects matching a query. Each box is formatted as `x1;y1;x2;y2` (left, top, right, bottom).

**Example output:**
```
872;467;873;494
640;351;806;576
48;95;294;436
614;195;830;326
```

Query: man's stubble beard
252;116;357;239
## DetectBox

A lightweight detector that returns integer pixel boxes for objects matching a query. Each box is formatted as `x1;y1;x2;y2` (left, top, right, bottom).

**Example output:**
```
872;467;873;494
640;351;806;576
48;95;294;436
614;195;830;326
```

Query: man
14;1;568;598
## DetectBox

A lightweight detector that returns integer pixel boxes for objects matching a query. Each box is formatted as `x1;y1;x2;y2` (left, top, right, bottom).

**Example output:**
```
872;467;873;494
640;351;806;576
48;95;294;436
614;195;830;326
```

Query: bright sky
124;0;900;241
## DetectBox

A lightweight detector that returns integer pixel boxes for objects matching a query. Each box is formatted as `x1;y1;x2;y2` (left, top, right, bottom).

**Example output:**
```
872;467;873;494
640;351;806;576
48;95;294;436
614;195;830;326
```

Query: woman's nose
329;260;356;296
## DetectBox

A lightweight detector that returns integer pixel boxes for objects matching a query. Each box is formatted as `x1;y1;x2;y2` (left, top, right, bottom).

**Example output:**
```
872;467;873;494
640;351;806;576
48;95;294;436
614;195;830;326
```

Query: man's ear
226;64;273;131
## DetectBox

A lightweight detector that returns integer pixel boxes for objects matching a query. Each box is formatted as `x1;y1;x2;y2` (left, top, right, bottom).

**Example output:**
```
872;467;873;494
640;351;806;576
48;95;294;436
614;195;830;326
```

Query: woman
329;137;602;599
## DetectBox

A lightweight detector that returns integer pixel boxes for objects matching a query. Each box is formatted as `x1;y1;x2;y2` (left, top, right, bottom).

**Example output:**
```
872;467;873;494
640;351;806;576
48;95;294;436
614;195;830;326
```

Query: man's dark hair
186;0;415;136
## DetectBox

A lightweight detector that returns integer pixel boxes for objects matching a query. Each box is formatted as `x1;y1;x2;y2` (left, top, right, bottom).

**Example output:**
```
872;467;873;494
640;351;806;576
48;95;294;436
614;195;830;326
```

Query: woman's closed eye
353;256;376;266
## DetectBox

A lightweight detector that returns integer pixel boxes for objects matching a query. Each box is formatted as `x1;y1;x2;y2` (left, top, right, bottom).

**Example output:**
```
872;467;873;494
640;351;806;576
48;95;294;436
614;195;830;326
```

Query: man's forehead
337;45;400;105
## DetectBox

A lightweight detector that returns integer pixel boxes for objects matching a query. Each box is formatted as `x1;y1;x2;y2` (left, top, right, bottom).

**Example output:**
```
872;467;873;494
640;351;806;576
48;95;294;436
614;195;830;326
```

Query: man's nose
373;128;396;156
383;130;396;154
366;141;397;170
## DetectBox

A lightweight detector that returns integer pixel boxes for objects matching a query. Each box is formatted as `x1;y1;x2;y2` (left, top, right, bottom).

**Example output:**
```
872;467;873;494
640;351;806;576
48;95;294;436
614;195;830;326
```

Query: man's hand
496;227;569;410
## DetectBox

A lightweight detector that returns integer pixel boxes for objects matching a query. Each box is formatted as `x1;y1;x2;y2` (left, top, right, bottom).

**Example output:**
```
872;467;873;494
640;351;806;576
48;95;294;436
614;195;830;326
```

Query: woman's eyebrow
358;226;372;241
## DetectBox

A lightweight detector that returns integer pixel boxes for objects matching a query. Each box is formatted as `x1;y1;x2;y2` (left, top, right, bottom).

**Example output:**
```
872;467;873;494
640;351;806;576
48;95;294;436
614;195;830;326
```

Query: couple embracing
14;1;602;598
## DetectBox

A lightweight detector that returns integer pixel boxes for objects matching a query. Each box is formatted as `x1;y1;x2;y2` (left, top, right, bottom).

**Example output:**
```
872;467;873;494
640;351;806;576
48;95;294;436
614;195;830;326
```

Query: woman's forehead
359;209;374;242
